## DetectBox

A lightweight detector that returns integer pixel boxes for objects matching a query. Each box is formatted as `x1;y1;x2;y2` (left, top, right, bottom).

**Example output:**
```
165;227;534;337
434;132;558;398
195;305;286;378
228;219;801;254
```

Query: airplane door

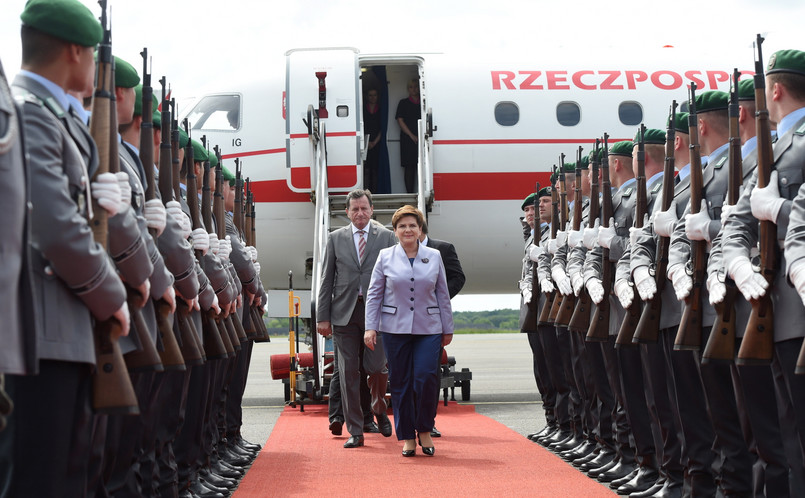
285;48;362;193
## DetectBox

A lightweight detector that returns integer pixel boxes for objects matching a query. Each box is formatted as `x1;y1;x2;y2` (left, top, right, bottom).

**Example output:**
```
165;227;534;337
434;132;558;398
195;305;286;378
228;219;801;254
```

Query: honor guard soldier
1;1;130;496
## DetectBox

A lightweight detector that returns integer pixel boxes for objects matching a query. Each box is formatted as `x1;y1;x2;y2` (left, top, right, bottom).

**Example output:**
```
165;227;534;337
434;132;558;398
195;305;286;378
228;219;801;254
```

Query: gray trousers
333;299;388;436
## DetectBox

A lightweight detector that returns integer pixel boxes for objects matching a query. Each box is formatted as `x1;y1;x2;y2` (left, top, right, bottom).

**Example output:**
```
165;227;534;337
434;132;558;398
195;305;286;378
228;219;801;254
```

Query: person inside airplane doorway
395;79;420;193
364;206;454;457
363;88;382;194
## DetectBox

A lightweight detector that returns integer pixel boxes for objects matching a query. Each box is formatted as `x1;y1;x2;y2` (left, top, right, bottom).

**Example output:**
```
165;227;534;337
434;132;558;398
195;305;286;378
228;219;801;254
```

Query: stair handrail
309;117;329;399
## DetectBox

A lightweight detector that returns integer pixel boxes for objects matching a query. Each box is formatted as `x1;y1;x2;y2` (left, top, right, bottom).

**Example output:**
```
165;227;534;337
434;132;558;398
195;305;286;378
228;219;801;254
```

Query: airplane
180;46;751;397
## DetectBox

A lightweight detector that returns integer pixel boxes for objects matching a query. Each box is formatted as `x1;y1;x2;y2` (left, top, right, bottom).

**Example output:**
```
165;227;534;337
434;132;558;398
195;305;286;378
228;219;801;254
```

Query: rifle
235;161;257;339
587;135;612;342
739;35;775;365
185;124;228;360
247;186;270;341
557;148;584;326
135;50;184;371
538;165;560;325
87;1;139;414
549;155;570;323
569;141;598;334
171;99;182;201
616;125;647;347
674;82;706;350
634;102;677;343
522;183;541;331
704;70;743;363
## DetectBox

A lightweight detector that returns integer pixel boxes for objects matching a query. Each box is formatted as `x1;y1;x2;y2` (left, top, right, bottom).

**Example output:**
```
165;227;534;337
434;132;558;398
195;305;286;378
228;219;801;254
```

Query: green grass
454;328;519;334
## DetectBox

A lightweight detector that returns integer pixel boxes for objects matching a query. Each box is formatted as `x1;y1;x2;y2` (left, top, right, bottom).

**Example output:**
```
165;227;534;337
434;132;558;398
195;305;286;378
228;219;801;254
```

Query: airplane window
494;102;519;126
556;102;580;126
619;101;643;126
185;94;241;131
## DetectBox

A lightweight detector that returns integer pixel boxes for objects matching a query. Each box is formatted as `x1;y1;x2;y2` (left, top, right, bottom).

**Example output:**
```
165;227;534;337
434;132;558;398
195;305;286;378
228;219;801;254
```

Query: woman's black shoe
418;435;435;456
402;449;416;457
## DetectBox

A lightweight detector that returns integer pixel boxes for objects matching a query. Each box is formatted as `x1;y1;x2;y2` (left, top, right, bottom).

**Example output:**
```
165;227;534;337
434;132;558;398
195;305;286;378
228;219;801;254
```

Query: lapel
772;116;805;162
360;223;379;268
674;174;691;197
344;225;361;268
742;148;758;180
703;148;727;188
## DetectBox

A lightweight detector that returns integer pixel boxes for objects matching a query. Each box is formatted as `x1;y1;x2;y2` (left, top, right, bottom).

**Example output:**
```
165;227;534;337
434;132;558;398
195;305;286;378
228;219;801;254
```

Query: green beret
670;111;689;134
178;127;189;148
208;150;219;168
609;140;633;157
634;128;666;145
737;79;754;101
191;139;208;162
695;90;729;113
151;107;162;128
521;193;536;211
222;166;236;186
562;161;575;174
577;154;589;170
767;49;805;78
21;0;103;47
587;147;603;164
537;186;552;198
114;56;139;88
133;85;160;117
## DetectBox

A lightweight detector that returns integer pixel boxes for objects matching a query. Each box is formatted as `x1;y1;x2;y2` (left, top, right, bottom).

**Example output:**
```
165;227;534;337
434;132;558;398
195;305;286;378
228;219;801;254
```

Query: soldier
670;89;754;497
1;1;130;496
585;140;663;494
726;48;805;491
615;127;685;497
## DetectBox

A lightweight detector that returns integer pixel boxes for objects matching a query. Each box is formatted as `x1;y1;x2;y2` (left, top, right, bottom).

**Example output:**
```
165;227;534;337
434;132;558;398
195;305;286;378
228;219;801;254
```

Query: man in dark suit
317;189;396;448
1;2;131;496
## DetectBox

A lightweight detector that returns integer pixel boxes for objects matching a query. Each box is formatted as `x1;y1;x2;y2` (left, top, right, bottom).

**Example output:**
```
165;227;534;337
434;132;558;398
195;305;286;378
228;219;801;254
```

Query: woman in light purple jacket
364;205;454;457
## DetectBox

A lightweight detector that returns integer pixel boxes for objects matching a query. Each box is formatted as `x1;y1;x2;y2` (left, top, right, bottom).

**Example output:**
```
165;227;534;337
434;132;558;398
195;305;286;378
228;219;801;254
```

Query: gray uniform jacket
317;223;395;326
565;197;591;280
519;233;536;332
728;113;805;342
225;213;259;296
615;175;663;284
583;183;636;334
12;73;126;366
0;65;36;375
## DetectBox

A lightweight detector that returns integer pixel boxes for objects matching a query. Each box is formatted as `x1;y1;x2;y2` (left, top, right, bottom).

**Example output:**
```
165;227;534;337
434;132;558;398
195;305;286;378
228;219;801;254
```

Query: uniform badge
714;157;727;169
421;258;429;264
768;53;777;71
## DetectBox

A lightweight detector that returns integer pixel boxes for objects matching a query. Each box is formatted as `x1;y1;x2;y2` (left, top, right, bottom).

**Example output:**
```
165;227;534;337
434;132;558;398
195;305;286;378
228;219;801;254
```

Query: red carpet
233;402;614;497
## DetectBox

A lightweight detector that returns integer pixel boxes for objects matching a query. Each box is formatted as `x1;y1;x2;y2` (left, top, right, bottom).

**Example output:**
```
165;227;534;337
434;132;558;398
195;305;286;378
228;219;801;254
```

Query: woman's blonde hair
391;205;424;229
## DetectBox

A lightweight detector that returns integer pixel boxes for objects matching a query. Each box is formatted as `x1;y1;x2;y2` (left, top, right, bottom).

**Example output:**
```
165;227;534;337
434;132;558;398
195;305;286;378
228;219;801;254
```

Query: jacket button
410;307;414;311
44;265;54;276
410;278;414;282
410;288;414;292
410;297;414;301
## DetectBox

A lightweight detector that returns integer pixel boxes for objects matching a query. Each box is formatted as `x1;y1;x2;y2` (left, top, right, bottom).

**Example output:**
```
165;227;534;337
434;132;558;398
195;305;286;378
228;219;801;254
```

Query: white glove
633;266;656;301
551;267;572;296
219;235;232;261
247;246;258;262
629;226;642;248
720;203;736;226
115;171;131;213
210;294;221;315
789;260;805;308
615;279;634;309
166;200;184;226
583;220;600;250
668;264;692;301
92;172;122;217
707;272;727;305
144;199;166;236
556;228;568;248
528;244;543;262
523;288;533;304
570;271;584;296
750;170;786;223
254;261;261;275
727;255;768;301
546;238;558;255
191;228;209;255
586;278;605;304
653;200;678;237
598;218;616;249
568;229;583;249
540;278;554;294
208;233;220;255
685;200;714;242
180;213;192;239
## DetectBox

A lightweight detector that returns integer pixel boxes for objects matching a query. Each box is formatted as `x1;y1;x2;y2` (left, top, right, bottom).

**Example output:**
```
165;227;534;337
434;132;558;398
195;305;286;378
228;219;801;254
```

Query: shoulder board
714;156;727;169
796;121;805;135
43;97;65;118
12;87;42;108
621;187;633;197
651;181;662;193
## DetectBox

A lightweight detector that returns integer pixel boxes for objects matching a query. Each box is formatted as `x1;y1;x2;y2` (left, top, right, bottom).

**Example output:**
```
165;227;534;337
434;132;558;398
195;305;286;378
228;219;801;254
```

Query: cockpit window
185;94;241;131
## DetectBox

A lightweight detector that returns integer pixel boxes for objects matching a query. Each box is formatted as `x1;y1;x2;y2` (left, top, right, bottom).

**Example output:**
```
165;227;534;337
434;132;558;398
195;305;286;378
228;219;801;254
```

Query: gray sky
2;0;801;311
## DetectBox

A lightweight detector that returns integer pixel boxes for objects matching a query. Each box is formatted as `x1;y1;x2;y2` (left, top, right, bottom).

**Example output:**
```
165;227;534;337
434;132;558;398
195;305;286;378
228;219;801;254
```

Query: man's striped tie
358;230;366;262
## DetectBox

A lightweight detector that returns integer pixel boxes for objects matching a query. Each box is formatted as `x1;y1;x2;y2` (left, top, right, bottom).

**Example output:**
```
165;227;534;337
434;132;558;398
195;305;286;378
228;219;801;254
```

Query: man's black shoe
363;421;380;433
431;426;442;437
343;435;364;448
616;467;660;495
329;418;343;436
376;412;392;437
